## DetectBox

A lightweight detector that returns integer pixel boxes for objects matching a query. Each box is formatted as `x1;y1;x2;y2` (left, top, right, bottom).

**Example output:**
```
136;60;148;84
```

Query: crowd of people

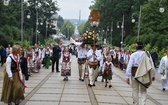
0;39;168;105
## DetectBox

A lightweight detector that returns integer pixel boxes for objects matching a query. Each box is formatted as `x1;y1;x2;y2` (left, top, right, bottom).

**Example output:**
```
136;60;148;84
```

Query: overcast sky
56;0;92;20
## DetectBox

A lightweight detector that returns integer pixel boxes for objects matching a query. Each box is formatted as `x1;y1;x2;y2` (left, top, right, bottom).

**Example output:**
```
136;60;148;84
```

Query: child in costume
60;47;72;81
102;56;113;88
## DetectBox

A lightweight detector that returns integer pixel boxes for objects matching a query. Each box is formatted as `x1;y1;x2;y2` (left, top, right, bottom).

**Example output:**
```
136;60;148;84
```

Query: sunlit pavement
0;56;168;105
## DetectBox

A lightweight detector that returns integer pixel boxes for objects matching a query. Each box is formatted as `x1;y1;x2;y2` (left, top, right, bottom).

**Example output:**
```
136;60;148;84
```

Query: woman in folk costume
26;46;34;75
1;45;25;105
118;49;125;70
60;47;72;81
33;52;41;73
158;49;168;91
43;47;51;69
124;50;131;70
102;56;113;88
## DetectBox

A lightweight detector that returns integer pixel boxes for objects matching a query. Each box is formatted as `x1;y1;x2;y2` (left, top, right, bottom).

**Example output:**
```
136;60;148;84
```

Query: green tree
60;20;75;39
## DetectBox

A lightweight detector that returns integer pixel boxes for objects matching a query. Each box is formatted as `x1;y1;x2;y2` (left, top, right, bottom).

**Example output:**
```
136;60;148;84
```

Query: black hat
137;41;144;49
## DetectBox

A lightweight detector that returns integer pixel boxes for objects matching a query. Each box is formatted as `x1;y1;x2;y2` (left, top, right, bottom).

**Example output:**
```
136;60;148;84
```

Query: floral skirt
1;72;24;103
103;70;112;80
61;62;71;76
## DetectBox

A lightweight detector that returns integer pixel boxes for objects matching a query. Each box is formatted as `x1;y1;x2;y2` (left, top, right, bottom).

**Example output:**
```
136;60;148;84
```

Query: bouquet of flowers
82;30;99;45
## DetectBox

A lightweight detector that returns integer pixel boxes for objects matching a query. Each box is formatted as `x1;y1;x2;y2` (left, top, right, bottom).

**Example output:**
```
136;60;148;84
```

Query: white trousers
78;63;86;79
162;72;168;89
88;66;98;85
132;77;147;105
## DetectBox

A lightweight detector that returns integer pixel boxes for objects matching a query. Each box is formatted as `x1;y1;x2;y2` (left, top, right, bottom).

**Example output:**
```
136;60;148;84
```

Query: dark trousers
1;56;6;66
52;57;59;72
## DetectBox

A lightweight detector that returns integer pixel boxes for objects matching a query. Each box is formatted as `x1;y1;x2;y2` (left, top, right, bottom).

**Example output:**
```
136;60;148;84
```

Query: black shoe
163;88;165;91
56;71;60;72
101;79;104;82
93;84;96;86
63;78;66;81
8;103;12;105
88;84;92;87
105;84;107;87
81;79;84;82
109;85;112;88
66;77;68;81
79;78;82;81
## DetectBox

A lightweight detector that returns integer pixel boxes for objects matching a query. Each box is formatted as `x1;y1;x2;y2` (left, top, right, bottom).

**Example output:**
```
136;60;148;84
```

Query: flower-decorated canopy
82;30;99;45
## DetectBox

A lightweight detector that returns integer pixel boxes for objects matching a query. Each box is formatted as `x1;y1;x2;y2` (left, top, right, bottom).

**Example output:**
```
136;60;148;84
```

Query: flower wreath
82;30;99;45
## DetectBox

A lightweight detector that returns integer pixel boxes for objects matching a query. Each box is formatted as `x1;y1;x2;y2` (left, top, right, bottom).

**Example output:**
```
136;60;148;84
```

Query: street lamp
37;17;43;25
159;0;165;13
117;15;124;48
24;9;31;19
3;0;10;6
35;17;43;44
131;5;142;41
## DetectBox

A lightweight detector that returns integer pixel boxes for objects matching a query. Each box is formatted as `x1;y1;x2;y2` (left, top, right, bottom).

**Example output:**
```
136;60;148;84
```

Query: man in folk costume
158;49;168;91
126;42;155;105
70;38;87;81
87;45;102;87
95;45;103;82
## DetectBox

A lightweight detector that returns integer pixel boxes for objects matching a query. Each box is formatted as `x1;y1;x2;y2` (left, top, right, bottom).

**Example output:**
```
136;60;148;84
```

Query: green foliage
60;20;75;38
0;0;60;46
158;48;166;60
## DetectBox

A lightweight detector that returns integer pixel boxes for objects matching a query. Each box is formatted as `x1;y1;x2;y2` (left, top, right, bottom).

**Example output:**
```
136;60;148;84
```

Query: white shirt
87;49;102;62
6;47;12;55
124;54;130;64
77;46;87;58
158;56;168;73
126;50;145;78
102;61;113;73
60;52;72;63
74;42;87;58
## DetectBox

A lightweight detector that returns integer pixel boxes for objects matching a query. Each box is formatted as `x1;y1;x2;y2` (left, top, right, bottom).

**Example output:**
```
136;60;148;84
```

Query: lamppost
117;15;124;48
21;9;31;45
35;1;42;44
21;0;23;46
132;5;142;41
66;25;71;40
110;22;113;45
45;20;49;39
35;17;43;43
159;0;165;13
106;26;109;43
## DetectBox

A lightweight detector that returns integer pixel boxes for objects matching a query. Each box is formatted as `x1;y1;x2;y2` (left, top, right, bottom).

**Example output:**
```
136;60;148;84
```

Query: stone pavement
0;56;168;105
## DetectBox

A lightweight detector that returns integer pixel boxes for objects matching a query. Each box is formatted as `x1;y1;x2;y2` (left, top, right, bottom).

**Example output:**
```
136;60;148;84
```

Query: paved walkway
0;56;168;105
